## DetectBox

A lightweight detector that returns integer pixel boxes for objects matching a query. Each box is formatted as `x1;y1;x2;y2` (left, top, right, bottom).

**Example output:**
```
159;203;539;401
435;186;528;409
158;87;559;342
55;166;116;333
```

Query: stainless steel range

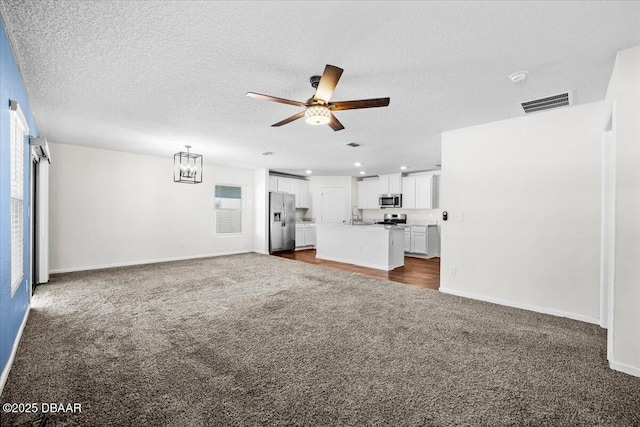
376;213;407;225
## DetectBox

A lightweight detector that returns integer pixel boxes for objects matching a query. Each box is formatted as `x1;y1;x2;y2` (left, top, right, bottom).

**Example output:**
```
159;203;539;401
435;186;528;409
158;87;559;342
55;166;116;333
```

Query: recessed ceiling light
354;162;362;167
346;142;360;148
400;166;407;170
261;151;274;156
360;171;366;175
305;170;312;174
509;71;528;83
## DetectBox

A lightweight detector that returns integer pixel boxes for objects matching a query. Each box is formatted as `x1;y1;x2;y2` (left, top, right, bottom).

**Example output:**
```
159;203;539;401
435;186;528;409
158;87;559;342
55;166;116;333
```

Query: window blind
10;104;28;296
215;185;243;234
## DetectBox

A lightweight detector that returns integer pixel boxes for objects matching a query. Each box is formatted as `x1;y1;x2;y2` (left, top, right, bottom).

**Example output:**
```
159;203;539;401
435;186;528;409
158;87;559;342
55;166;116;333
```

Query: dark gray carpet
1;253;639;426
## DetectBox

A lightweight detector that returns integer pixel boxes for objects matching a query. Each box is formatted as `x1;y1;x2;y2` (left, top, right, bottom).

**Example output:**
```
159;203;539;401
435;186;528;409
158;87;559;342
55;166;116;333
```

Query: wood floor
274;249;440;290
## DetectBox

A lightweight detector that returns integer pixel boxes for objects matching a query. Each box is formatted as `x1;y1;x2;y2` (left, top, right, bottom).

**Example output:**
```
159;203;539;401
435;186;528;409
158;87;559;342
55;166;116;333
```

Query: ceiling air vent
346;142;360;148
520;91;572;114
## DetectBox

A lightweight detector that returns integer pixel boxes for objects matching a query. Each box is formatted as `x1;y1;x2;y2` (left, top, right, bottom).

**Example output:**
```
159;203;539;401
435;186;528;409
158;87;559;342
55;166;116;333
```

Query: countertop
317;223;405;231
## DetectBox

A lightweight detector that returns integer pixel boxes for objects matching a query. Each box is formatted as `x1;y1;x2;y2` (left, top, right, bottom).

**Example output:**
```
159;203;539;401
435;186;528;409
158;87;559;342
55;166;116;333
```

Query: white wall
253;168;269;254
440;101;604;323
605;45;640;376
305;176;356;223
48;143;255;272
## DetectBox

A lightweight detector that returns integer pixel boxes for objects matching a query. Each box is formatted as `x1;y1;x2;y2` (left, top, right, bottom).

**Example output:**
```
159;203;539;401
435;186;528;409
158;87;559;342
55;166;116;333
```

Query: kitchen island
315;224;404;271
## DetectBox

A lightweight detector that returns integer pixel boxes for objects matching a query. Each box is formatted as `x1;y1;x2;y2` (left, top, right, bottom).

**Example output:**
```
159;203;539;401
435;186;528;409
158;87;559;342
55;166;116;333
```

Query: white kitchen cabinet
379;174;390;194
304;225;316;246
295;224;304;247
410;226;428;254
296;223;316;248
427;226;440;257
269;176;278;192
379;173;402;194
289;179;299;201
277;177;291;194
415;176;433;209
404;229;411;252
402;176;416;209
357;181;368;209
269;176;310;209
366;179;380;209
298;180;310;209
405;225;440;257
357;179;380;210
401;175;435;210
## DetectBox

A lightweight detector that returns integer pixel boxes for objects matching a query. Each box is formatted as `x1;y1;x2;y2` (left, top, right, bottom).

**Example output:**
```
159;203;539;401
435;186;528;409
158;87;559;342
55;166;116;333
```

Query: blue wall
0;18;38;379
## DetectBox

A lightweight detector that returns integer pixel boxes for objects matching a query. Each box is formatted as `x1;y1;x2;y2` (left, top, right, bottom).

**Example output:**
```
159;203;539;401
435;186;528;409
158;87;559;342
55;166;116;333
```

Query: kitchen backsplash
361;208;442;223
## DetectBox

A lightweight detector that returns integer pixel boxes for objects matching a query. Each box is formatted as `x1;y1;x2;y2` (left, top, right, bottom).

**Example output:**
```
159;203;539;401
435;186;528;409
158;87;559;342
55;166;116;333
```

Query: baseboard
0;302;30;395
439;287;600;325
609;360;640;378
49;250;252;274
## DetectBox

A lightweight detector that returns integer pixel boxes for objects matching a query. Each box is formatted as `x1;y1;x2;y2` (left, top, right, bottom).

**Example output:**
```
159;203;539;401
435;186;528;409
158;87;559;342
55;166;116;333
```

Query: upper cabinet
297;180;310;209
357;178;380;209
379;173;402;194
415;176;433;209
402;176;416;209
276;177;291;194
402;174;438;209
269;175;310;209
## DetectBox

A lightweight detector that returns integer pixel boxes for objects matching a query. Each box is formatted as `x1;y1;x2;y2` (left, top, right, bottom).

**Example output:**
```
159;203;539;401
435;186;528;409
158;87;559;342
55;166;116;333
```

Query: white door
321;187;347;224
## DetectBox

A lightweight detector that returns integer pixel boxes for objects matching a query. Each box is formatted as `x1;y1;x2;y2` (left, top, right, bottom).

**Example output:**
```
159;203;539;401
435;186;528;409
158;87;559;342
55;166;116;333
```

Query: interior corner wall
605;45;640;376
440;101;604;323
0;18;38;389
253;168;269;254
48;143;255;272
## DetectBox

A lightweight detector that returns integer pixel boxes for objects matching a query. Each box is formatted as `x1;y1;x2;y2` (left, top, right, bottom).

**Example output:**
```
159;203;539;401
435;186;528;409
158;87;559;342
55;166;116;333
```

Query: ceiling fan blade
330;97;390;111
246;92;306;107
313;65;344;103
271;111;305;127
327;113;345;131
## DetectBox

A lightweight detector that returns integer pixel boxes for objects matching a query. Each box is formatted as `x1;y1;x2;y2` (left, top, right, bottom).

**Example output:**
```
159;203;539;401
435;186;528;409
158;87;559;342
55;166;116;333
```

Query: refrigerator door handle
282;204;286;227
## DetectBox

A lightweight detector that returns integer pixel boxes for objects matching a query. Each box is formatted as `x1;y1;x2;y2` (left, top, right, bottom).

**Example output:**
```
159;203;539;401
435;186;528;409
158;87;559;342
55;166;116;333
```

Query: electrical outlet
454;212;463;221
449;266;457;276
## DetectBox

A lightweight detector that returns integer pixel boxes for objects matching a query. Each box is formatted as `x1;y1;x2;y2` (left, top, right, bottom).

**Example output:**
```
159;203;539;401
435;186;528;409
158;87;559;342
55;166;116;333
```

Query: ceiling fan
246;64;390;131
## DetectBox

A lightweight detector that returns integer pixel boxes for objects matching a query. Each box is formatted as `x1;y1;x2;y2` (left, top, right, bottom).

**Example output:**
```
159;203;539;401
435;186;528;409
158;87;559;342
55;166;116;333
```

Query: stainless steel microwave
379;194;402;208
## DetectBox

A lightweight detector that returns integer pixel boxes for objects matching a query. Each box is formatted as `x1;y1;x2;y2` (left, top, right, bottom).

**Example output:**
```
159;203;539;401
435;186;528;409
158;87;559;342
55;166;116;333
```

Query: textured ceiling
1;1;640;176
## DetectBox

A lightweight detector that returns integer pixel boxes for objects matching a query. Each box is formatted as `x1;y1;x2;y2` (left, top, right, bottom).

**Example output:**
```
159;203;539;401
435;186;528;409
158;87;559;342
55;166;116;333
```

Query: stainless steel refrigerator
269;192;296;253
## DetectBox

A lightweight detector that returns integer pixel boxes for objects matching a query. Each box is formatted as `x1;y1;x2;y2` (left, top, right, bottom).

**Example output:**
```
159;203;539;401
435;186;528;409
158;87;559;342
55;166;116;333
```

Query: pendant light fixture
174;145;203;184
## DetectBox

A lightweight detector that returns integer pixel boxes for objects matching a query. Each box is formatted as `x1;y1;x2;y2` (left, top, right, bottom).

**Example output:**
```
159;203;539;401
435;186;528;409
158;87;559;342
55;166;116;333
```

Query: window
215;185;243;235
10;102;28;296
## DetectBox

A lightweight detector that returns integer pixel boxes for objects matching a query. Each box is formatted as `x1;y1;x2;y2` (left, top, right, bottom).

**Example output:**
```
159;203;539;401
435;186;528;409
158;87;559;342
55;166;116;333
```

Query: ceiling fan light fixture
304;105;331;125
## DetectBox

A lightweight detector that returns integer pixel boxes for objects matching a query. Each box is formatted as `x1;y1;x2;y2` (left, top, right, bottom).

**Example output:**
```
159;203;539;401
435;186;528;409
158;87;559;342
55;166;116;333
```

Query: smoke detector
509;71;528;83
